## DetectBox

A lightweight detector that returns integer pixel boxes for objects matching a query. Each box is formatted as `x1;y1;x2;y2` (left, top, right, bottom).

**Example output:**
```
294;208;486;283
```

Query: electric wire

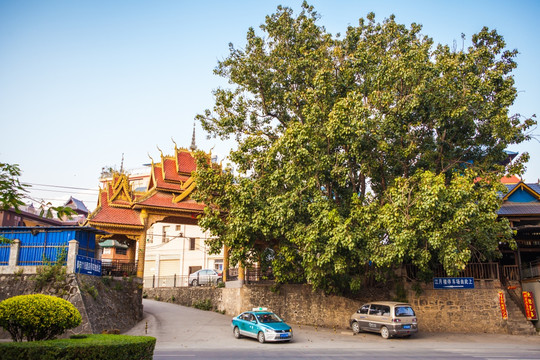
22;182;99;192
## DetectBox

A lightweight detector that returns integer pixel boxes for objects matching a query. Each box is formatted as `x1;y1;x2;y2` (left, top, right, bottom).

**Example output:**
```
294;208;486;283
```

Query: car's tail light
413;318;417;322
392;318;401;322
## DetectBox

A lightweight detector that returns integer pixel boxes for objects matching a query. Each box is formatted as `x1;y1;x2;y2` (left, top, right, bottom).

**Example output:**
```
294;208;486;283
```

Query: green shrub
0;294;82;342
101;276;112;287
0;334;156;360
34;247;68;291
192;299;213;311
80;280;99;300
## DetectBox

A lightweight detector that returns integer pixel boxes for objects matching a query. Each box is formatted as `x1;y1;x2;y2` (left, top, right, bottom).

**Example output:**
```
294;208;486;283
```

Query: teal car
231;307;293;343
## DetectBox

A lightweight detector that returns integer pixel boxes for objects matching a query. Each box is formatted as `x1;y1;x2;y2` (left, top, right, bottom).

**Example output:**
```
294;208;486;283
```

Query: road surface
125;299;540;359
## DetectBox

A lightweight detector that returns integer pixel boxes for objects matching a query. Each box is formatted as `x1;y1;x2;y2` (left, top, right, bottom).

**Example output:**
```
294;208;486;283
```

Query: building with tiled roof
87;145;224;281
497;180;540;303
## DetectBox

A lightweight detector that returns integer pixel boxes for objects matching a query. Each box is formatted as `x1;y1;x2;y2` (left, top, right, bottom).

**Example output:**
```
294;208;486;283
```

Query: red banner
522;291;538;321
498;291;508;320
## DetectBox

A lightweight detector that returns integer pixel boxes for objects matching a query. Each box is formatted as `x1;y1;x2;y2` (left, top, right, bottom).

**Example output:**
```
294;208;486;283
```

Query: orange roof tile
163;157;183;182
152;163;190;191
501;175;521;184
134;191;205;211
177;149;196;174
87;190;143;227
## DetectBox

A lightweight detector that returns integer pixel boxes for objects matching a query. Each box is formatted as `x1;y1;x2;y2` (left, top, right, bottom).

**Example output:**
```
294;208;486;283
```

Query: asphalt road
125;299;540;360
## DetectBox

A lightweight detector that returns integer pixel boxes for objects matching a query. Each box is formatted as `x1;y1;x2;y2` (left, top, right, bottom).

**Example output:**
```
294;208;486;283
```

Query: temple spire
119;153;124;174
190;123;197;151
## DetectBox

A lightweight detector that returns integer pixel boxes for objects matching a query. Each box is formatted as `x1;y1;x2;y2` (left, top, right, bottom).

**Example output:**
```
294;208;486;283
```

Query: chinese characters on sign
498;291;508;320
76;255;102;276
433;277;475;289
522;291;538;321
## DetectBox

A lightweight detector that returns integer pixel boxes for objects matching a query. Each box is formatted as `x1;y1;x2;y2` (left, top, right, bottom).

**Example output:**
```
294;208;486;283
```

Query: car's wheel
217;278;223;284
191;279;198;287
351;321;361;334
233;326;241;339
257;331;265;343
380;326;390;339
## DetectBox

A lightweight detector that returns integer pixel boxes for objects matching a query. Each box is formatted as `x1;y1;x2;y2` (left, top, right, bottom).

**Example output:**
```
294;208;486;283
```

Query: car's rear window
395;306;415;317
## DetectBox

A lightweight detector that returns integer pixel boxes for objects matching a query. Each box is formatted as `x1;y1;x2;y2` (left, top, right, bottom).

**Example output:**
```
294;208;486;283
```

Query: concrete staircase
504;289;537;335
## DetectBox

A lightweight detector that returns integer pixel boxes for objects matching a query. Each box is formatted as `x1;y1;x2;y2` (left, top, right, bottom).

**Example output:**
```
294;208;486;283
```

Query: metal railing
503;265;520;281
521;260;540;279
405;262;500;281
143;274;223;288
101;260;137;277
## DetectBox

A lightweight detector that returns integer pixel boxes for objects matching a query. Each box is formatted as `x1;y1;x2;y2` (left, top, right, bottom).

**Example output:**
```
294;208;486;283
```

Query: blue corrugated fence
0;226;104;266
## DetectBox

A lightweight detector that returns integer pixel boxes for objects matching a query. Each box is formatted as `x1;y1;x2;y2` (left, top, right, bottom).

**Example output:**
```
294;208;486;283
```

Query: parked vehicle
231;307;293;343
188;269;222;286
350;301;418;339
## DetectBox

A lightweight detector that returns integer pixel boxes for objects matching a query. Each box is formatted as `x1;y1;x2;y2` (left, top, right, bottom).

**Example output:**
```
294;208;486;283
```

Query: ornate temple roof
87;146;206;231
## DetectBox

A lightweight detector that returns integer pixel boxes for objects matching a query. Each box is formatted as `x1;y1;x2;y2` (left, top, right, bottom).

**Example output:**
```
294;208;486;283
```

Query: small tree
0;294;82;341
0;162;76;243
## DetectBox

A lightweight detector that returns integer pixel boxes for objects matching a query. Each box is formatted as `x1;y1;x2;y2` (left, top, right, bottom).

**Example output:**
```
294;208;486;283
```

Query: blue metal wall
0;227;102;266
0;243;9;265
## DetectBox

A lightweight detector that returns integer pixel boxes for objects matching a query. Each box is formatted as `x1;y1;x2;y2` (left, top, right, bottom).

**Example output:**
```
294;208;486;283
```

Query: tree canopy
193;2;535;294
0;162;75;235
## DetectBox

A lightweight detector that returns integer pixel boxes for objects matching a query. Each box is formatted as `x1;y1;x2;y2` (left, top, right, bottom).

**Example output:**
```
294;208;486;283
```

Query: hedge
0;294;82;341
0;334;156;360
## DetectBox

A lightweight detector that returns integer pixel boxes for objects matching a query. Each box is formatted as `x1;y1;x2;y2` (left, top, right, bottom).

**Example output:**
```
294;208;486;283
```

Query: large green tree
193;3;535;294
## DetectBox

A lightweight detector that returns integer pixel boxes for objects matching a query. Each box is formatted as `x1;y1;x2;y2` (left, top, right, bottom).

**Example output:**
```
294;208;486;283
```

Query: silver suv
350;301;418;339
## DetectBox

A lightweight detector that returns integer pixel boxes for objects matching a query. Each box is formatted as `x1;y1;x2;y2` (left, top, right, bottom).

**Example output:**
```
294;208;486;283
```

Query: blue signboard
433;277;474;289
76;255;102;276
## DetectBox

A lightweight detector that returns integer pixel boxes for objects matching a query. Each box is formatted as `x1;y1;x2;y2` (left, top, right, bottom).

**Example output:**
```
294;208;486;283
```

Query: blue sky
1;0;539;211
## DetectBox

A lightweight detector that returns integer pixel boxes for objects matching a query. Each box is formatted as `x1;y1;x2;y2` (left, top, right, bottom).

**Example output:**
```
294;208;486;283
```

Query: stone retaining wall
0;273;143;339
144;280;526;334
410;283;507;333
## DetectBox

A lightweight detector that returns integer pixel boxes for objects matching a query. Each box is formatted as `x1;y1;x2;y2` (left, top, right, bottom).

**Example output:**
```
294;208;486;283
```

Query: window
369;305;382;315
189;238;196;250
147;233;153;244
103;248;111;255
176;225;182;231
395;306;415;317
214;260;223;271
162;226;170;243
359;305;370;314
116;248;127;255
369;304;390;316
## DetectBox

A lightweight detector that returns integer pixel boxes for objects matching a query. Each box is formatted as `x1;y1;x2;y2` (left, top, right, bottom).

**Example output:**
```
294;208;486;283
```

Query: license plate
402;325;411;329
280;334;289;338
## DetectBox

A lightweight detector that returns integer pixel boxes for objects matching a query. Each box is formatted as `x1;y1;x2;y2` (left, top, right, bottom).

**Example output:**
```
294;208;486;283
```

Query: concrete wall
144;280;534;335
0;273;143;339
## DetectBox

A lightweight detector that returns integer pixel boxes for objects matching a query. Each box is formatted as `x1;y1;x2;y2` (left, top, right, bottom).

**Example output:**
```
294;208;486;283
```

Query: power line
22;182;99;192
28;187;98;195
24;196;97;203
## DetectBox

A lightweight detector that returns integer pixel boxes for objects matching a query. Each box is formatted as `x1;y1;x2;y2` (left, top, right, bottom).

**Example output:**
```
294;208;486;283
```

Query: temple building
86;144;225;285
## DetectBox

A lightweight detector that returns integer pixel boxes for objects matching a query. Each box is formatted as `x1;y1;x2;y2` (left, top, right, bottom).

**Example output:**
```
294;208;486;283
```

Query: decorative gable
109;173;133;205
503;182;540;203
